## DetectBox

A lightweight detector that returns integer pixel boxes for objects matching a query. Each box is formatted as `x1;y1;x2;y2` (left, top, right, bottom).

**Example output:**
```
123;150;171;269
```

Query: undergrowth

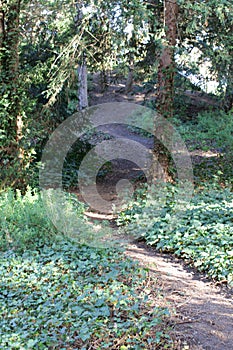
0;188;171;349
118;183;233;286
174;110;233;152
173;110;233;185
0;188;87;252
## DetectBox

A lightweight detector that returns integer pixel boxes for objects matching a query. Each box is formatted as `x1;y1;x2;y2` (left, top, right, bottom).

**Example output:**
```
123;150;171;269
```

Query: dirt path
97;123;154;149
85;78;233;349
82;122;233;350
124;240;233;350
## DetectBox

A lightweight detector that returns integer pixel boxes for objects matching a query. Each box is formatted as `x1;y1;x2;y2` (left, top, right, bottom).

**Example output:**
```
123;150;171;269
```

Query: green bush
175;110;233;152
0;187;111;250
0;188;57;252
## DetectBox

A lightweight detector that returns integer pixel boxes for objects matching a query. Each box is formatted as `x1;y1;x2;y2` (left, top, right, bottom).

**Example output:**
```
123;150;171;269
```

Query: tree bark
78;56;88;111
153;0;178;182
75;1;88;111
157;0;178;118
125;65;134;94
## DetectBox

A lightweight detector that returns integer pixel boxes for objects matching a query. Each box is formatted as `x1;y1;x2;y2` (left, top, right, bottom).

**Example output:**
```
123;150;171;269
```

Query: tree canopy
0;0;232;188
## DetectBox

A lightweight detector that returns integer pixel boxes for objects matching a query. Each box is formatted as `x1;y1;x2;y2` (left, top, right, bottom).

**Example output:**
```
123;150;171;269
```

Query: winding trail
88;122;233;349
85;86;233;349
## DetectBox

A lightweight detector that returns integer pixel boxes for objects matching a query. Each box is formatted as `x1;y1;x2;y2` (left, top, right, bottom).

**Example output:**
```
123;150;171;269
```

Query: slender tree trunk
78;56;88;111
153;0;178;182
75;1;88;111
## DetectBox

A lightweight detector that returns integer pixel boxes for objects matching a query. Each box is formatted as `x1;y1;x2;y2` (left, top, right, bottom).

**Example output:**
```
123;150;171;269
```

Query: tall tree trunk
125;31;137;94
153;0;178;182
0;1;23;152
157;0;178;118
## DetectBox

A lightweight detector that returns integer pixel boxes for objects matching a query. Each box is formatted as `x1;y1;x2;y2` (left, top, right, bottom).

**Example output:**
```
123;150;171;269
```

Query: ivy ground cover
118;184;233;286
0;189;171;349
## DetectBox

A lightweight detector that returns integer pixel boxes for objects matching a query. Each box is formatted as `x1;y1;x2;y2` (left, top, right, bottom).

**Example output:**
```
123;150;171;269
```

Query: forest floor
82;74;233;349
